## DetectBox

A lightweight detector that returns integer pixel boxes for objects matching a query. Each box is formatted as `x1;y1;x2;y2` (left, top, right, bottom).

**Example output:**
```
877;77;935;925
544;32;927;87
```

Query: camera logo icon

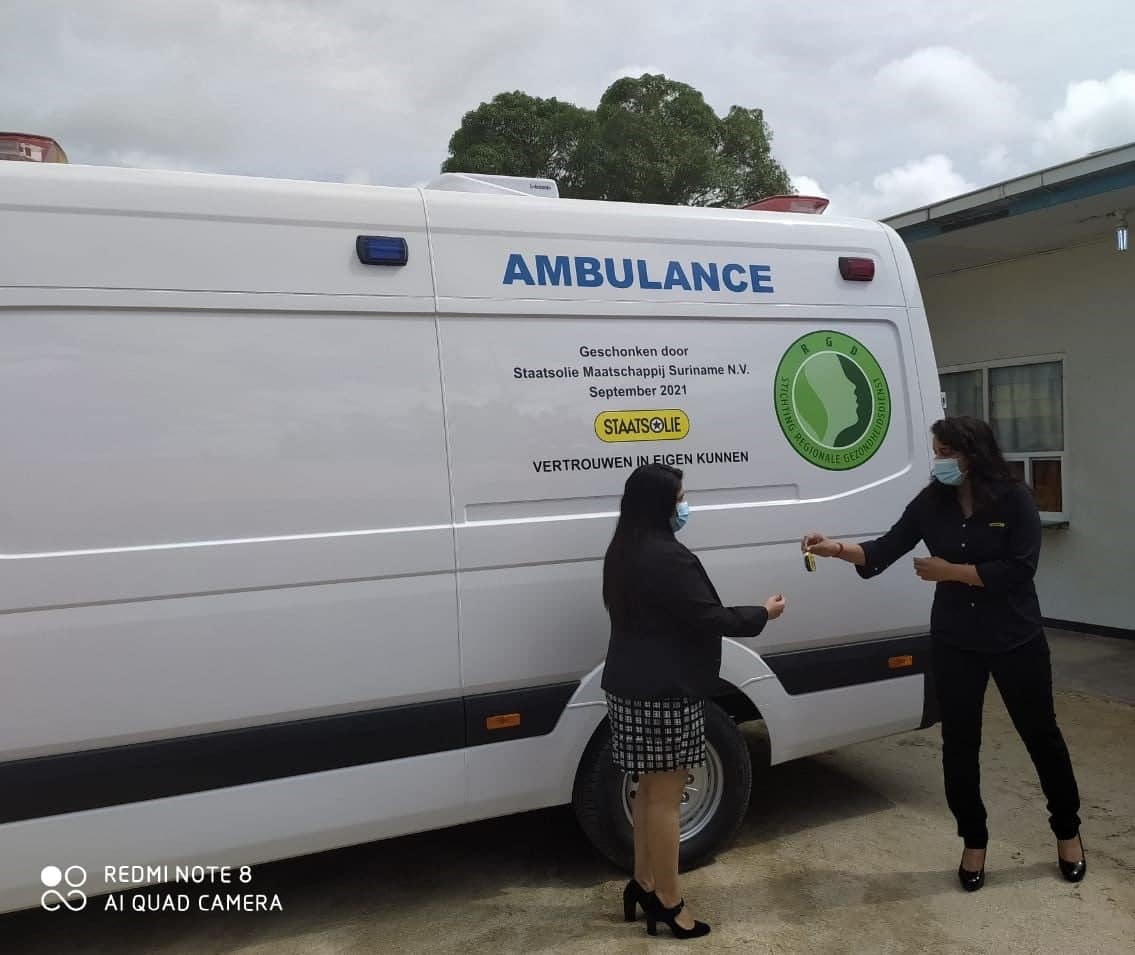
40;865;88;912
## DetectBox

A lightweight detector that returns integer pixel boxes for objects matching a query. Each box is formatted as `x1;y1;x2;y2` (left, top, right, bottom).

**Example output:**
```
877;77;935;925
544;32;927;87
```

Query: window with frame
939;359;1065;519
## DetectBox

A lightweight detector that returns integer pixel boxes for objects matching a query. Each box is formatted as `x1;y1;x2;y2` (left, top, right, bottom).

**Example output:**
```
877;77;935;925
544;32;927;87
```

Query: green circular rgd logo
774;331;891;471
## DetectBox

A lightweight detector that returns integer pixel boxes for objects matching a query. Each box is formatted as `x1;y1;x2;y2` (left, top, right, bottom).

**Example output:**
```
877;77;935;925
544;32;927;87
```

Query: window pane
1032;458;1063;513
940;370;983;419
1007;460;1027;482
989;362;1063;452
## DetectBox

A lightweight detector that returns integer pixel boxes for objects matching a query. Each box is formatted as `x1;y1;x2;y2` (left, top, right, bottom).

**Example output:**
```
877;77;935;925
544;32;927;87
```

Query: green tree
713;105;793;207
441;91;596;198
591;74;722;205
441;75;792;207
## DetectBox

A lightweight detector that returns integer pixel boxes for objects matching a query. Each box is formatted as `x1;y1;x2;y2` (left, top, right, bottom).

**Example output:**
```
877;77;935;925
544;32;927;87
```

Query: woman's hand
913;556;957;582
801;532;842;558
764;594;787;620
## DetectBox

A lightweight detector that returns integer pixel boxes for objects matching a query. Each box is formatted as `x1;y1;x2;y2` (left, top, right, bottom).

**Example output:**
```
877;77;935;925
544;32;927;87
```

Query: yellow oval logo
595;410;690;443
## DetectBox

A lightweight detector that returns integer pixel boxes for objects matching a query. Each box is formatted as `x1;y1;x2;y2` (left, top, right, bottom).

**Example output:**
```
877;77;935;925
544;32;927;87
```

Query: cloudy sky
3;0;1134;217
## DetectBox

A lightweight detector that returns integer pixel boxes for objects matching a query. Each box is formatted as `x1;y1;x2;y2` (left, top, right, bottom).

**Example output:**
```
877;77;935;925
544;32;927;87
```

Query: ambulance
0;162;940;913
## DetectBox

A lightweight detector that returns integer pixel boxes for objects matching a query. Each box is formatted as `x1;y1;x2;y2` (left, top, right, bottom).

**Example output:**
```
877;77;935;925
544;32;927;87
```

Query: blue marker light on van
356;236;409;266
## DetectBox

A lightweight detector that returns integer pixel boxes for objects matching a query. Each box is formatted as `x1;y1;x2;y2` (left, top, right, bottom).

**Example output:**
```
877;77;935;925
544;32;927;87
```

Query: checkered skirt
605;693;706;773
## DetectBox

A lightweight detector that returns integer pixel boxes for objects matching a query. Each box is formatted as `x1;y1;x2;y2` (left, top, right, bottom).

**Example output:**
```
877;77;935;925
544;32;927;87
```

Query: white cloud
1035;70;1135;163
818;58;1133;215
872;155;975;208
820;156;976;219
790;175;828;198
978;145;1024;179
874;47;1030;146
91;150;210;173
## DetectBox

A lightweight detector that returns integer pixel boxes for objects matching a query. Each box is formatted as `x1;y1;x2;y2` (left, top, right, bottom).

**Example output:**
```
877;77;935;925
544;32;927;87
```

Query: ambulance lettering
502;254;773;294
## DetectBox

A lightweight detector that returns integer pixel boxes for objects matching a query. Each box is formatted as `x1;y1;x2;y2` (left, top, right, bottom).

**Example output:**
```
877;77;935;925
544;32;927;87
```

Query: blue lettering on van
749;264;774;293
691;262;719;291
605;258;635;289
503;253;535;286
575;256;604;287
535;255;572;286
636;260;662;290
664;261;692;291
502;254;774;294
722;264;747;292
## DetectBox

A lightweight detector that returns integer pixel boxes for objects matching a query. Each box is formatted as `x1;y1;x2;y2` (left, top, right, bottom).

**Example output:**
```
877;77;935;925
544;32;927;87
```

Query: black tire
571;700;752;872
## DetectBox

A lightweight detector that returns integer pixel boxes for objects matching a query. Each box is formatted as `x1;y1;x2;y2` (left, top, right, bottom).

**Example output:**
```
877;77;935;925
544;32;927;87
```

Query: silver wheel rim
620;743;725;842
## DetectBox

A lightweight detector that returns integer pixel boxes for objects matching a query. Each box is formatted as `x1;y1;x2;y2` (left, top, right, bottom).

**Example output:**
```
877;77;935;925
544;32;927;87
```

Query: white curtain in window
990;362;1063;452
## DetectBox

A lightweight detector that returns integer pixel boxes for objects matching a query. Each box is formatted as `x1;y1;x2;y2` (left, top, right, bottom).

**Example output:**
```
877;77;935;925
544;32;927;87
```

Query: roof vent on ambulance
425;172;559;197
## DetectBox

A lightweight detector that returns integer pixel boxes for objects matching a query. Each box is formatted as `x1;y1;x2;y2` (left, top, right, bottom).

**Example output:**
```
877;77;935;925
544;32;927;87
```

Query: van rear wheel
571;700;752;871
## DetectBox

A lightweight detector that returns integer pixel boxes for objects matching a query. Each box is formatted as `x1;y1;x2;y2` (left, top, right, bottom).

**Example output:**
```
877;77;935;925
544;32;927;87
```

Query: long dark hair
931;416;1019;509
602;463;683;620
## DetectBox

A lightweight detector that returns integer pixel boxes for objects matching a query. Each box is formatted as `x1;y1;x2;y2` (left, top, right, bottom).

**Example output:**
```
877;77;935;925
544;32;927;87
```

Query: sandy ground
3;630;1132;954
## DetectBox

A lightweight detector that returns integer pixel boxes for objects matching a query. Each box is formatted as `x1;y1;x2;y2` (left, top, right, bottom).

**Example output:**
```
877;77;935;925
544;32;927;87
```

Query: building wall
917;238;1134;631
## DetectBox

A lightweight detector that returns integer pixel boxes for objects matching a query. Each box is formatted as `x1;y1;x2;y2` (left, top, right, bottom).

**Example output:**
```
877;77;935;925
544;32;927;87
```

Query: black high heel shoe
622;880;657;922
646;898;711;939
1058;834;1087;883
957;848;986;892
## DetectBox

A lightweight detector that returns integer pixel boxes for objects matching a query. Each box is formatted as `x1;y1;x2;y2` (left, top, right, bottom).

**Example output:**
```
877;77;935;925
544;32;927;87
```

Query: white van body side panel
548;638;923;782
427;191;908;308
0;752;468;916
424;191;935;790
0;303;460;759
883;223;945;432
466;640;771;816
0;166;460;761
0;166;466;913
427;194;930;654
0;163;433;299
743;673;926;764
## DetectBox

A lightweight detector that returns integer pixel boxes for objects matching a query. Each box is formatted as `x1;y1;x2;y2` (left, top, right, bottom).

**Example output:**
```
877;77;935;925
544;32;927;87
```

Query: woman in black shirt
802;416;1085;891
602;463;785;938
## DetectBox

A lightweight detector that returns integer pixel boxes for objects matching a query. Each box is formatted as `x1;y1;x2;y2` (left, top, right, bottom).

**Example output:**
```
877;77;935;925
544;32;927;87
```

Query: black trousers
932;634;1081;849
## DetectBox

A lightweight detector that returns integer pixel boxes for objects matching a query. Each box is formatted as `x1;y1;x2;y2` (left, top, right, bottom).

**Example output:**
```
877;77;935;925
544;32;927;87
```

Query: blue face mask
670;500;690;533
932;457;965;486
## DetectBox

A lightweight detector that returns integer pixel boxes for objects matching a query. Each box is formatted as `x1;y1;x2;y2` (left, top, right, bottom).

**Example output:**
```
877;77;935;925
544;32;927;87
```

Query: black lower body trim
763;633;933;696
465;682;578;746
0;681;578;825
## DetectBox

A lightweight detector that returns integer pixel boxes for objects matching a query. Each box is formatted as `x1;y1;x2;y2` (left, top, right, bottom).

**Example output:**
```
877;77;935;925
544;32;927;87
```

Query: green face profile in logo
774;331;891;470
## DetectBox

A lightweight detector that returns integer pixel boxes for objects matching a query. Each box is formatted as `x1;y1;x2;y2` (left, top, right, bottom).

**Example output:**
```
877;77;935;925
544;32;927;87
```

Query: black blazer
601;531;769;699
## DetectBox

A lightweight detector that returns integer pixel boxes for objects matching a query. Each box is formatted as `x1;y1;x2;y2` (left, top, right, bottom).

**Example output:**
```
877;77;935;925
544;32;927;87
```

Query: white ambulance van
0;163;941;913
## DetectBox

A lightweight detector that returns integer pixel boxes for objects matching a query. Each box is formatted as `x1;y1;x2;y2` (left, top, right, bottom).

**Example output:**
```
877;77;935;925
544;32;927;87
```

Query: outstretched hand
801;532;841;558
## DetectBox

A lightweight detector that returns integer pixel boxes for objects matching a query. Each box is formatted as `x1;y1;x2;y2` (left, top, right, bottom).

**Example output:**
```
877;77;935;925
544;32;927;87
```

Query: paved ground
3;630;1133;954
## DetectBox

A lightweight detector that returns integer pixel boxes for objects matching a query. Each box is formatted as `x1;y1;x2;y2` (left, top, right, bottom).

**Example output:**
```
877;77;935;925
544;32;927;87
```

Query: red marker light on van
839;257;875;281
743;195;829;214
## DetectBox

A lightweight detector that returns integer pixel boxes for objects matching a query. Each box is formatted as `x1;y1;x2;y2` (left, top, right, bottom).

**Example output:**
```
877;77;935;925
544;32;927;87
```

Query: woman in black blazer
602;463;785;939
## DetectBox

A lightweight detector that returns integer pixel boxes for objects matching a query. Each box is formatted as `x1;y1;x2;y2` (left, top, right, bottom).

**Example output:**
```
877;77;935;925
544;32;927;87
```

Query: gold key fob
804;552;817;572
